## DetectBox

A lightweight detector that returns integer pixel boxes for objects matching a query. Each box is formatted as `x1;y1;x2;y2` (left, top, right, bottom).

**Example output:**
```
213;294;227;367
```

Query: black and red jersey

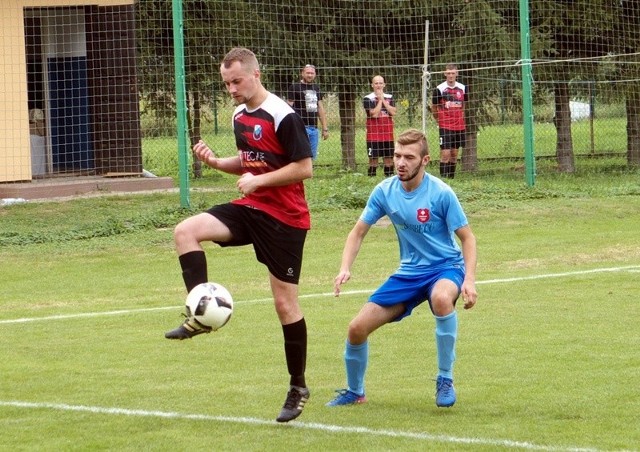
363;92;395;142
231;93;312;230
432;81;468;131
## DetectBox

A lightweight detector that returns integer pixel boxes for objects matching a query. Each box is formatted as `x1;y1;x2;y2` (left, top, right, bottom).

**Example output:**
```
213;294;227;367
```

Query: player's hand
193;140;218;168
333;270;351;297
236;172;260;196
461;281;477;310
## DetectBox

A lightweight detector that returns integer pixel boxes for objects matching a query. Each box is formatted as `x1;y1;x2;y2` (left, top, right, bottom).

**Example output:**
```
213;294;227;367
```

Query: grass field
1;173;639;451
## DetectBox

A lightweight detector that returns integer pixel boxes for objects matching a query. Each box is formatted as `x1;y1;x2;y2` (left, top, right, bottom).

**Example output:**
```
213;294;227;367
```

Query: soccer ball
185;282;234;331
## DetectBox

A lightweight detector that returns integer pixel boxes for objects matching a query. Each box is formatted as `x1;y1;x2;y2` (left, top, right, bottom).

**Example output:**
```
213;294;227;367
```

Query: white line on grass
476;265;640;285
0;305;177;324
0;400;601;452
1;264;638;326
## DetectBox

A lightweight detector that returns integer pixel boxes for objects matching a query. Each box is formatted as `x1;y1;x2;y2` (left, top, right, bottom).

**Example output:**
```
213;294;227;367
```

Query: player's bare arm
334;220;371;296
455;225;478;309
368;100;383;118
193;140;243;174
382;98;397;116
237;158;313;196
430;104;439;121
318;101;329;139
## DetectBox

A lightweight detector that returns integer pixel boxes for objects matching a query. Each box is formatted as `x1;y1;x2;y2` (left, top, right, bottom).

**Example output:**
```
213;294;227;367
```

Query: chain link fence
3;1;638;191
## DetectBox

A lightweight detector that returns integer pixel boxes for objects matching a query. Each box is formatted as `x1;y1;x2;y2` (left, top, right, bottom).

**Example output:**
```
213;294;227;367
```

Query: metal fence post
172;0;190;207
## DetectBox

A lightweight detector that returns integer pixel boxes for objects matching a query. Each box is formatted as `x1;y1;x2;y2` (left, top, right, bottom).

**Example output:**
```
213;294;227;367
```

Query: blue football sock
344;340;368;395
435;311;458;380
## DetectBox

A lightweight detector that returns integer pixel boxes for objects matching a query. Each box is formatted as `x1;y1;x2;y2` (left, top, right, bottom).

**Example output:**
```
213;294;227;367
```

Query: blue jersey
360;174;467;275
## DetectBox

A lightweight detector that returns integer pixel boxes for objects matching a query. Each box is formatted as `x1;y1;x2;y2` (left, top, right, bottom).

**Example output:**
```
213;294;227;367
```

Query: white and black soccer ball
185;282;234;331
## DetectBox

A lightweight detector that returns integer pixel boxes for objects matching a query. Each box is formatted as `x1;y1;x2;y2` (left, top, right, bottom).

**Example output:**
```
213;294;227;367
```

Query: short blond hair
396;129;429;157
222;47;259;71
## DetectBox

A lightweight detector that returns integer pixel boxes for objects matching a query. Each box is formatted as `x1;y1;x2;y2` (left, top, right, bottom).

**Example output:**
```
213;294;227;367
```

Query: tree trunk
461;74;477;172
554;82;575;173
462;131;477;172
338;83;357;171
188;90;202;178
626;85;640;167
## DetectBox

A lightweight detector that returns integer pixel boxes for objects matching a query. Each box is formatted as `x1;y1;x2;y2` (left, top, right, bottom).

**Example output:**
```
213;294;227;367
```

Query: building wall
0;0;134;183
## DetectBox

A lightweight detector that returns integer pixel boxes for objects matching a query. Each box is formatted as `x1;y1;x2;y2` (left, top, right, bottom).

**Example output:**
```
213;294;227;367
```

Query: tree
136;0;266;177
430;0;516;172
136;0;640;175
266;0;430;170
617;0;640;167
530;0;619;172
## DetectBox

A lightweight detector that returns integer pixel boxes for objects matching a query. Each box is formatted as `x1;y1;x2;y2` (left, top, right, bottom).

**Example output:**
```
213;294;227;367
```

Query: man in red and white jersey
431;63;468;179
364;75;397;177
164;47;313;424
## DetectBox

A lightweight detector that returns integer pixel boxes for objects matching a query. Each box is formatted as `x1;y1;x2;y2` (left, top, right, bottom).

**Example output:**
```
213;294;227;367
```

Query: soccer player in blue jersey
326;128;477;408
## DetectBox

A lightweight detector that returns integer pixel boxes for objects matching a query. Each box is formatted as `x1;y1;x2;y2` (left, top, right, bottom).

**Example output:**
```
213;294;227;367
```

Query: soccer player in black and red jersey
363;75;397;177
431;63;468;179
164;47;313;423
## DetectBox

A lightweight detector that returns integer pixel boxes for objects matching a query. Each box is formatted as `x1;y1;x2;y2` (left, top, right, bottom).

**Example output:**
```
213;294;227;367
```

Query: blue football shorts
369;266;465;321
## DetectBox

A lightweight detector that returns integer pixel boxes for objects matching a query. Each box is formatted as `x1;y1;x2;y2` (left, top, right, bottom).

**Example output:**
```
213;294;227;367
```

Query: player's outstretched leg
165;250;211;340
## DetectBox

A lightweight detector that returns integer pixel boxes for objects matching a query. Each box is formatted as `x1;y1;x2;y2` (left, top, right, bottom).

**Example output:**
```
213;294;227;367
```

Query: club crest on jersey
417;208;430;223
253;125;263;141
